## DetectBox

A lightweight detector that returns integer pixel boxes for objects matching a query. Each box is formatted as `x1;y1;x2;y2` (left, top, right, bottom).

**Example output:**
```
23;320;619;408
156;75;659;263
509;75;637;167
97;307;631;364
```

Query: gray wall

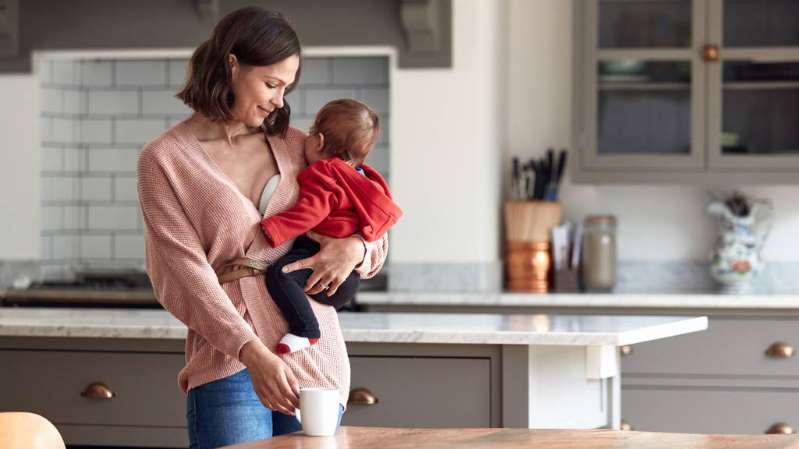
38;55;389;278
1;0;450;71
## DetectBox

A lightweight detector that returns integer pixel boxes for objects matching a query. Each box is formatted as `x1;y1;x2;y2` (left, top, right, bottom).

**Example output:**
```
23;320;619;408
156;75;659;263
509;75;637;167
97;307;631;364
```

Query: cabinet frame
573;0;799;184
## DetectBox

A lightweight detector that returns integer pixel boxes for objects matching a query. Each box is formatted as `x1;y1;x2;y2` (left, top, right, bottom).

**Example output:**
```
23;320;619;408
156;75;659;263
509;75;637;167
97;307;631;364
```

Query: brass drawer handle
702;44;720;62
620;420;633;431
766;342;795;359
348;387;378;406
80;382;115;400
766;422;794;434
620;345;633;356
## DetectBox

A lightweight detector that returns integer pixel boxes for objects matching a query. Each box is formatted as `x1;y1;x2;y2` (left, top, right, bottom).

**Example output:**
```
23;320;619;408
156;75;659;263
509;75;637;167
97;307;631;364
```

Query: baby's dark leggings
266;235;360;339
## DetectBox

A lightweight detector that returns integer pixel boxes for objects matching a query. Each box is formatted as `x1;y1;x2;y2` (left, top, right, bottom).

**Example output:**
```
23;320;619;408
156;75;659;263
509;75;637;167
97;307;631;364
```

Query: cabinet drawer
623;387;799;435
622;318;799;377
344;356;491;428
0;350;185;427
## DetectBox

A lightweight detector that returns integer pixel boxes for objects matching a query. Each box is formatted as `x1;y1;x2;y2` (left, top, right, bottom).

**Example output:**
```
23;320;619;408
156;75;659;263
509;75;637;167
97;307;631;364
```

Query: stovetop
1;270;159;307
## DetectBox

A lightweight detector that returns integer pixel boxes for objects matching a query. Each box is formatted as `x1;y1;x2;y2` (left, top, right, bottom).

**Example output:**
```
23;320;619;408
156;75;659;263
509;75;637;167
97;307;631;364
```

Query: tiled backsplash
38;55;390;278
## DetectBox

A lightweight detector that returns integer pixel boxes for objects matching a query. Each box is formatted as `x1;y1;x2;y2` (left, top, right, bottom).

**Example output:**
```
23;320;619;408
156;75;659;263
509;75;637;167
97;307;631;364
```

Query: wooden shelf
723;81;799;91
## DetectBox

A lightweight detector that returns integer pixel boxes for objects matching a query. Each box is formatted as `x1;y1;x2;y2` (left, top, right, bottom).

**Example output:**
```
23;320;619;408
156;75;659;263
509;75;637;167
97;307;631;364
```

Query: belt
216;257;270;284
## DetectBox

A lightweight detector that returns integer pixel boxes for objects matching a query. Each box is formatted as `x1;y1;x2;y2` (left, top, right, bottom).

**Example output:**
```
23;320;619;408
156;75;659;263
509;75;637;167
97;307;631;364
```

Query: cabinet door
707;0;799;171
577;0;706;172
622;388;799;434
344;356;491;428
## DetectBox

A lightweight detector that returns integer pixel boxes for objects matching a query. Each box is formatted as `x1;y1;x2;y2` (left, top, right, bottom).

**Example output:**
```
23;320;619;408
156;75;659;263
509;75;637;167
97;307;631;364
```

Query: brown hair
311;99;380;166
176;7;301;136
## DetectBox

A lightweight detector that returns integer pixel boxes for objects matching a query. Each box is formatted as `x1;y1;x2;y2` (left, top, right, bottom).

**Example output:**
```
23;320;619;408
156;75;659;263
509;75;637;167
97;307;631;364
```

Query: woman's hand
282;231;365;296
239;340;299;415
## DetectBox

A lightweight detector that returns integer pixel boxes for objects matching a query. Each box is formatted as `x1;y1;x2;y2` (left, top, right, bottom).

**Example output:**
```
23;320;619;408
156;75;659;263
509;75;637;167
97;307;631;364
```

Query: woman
136;7;387;449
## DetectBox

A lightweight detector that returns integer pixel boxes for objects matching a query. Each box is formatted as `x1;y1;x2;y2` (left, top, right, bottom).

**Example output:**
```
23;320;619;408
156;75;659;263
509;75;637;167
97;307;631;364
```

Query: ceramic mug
299;387;340;436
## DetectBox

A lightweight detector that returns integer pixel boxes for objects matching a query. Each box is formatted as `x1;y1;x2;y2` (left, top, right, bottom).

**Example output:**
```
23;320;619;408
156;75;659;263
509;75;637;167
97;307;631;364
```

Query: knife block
503;201;561;292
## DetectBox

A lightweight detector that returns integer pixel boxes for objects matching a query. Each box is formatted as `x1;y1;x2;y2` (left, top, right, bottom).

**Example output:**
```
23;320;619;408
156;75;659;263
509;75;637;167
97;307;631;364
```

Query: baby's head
304;99;379;167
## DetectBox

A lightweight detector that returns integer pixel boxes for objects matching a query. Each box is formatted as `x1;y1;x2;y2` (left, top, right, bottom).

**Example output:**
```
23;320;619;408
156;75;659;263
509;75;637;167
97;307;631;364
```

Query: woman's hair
311;99;380;166
176;7;301;136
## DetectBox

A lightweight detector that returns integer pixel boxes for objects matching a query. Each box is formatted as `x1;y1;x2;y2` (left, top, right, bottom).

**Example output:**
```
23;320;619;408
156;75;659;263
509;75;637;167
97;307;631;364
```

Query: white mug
299;387;340;436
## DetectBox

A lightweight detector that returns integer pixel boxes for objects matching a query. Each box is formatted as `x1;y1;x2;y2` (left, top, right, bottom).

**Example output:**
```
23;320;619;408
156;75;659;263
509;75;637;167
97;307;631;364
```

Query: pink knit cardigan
137;117;387;407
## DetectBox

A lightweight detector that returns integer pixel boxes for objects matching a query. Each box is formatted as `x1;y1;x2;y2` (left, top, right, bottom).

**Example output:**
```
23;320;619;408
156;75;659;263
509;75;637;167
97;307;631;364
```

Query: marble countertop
356;292;799;309
0;308;706;346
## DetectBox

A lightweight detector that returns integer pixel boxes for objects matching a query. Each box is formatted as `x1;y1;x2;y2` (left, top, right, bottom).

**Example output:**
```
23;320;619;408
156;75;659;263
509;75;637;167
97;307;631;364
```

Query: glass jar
581;215;617;292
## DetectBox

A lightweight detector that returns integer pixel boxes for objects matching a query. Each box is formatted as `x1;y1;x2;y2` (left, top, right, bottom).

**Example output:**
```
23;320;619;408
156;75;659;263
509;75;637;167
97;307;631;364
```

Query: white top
0;308;707;346
258;174;281;215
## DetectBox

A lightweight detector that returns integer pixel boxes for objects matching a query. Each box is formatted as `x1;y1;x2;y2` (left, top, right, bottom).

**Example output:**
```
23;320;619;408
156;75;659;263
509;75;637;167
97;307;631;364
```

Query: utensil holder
503;201;562;292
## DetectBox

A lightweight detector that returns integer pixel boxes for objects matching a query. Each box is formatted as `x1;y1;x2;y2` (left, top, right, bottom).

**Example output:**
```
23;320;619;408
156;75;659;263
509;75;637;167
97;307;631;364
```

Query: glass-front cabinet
574;0;799;182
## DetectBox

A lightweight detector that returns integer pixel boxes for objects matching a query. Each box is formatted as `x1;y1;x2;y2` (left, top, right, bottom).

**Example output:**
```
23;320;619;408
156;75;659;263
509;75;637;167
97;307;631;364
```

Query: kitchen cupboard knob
620;420;632;431
348;388;378;405
620;345;633;356
702;44;720;62
765;342;795;359
80;382;115;400
766;422;794;434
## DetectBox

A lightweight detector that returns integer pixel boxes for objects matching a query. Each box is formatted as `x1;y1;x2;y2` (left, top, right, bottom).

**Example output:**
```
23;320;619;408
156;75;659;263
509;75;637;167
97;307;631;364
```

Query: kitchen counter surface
221;426;799;449
357;291;799;309
0;307;706;346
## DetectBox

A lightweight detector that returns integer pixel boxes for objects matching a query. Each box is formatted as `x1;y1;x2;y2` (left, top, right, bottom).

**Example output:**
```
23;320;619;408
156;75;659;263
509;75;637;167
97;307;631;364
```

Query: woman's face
229;54;300;128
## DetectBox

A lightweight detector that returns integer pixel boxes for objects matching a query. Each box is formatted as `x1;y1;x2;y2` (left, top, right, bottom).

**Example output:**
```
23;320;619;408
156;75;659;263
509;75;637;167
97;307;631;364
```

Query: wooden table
222;426;799;449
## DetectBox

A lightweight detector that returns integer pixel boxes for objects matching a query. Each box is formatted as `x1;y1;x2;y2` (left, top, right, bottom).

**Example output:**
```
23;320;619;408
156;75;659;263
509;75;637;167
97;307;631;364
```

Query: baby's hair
310;99;379;165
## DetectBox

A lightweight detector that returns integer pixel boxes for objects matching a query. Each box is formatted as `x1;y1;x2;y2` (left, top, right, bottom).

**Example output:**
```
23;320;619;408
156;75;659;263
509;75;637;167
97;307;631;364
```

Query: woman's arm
281;231;389;296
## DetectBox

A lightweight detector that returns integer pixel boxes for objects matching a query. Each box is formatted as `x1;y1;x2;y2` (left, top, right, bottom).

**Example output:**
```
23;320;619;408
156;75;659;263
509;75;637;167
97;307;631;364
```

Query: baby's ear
307;132;324;152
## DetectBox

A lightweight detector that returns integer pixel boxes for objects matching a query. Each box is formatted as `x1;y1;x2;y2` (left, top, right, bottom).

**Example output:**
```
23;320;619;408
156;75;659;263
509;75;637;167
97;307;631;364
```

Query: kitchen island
0;308;706;447
358;292;799;435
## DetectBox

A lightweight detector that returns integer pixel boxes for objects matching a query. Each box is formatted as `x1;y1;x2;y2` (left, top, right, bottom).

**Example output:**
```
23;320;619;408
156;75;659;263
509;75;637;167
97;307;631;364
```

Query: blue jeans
186;369;345;449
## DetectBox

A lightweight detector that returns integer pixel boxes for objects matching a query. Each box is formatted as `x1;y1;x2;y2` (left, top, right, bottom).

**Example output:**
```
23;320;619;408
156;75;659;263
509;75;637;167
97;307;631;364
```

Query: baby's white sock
276;333;319;354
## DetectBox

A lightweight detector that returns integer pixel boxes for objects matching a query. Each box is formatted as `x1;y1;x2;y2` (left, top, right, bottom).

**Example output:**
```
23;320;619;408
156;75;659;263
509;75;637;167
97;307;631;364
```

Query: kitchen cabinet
573;0;799;183
0;308;707;447
359;295;799;435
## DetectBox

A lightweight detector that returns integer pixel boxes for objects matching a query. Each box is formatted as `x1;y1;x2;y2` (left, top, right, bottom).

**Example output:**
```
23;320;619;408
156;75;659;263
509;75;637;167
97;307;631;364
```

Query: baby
261;99;402;354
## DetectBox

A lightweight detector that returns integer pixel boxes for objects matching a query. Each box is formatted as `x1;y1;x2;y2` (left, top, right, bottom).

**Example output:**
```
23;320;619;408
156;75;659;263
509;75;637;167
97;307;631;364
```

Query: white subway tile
168;60;189;87
81;61;113;87
40;117;52;142
332;57;388;85
63;206;84;230
300;58;331;85
63;147;84;172
40;235;53;260
359;87;389;115
52;234;79;259
80;234;112;259
88;205;139;230
42;176;78;202
114;234;145;259
41;146;64;172
81;176;113;202
63;89;84;114
292;117;313;134
38;60;53;84
52;60;77;86
88;90;139;115
40;87;64;114
303;88;358;115
51;117;76;143
41;206;63;231
142;89;191;115
114;176;138;201
285;91;303;115
80;119;113;144
88;148;138;173
115;119;166;145
115;60;167;87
